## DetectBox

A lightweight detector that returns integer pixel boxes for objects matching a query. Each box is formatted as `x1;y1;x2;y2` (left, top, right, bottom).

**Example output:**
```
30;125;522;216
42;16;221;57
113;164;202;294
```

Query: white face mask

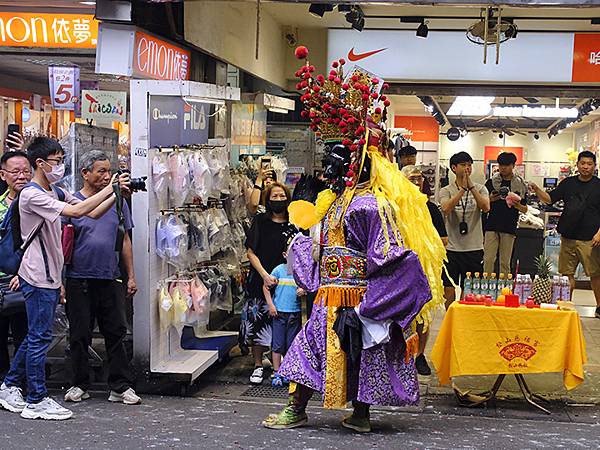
44;162;65;184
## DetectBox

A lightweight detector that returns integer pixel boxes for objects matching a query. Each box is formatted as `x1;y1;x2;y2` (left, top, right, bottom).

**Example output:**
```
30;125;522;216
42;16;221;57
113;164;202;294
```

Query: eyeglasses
1;168;32;176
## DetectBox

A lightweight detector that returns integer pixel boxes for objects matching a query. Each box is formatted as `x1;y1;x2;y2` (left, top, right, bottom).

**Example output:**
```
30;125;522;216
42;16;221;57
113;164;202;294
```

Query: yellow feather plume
367;149;447;331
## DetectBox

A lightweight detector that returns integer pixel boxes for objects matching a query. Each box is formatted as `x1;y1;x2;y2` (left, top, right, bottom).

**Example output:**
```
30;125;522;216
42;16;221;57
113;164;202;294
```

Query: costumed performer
262;47;447;432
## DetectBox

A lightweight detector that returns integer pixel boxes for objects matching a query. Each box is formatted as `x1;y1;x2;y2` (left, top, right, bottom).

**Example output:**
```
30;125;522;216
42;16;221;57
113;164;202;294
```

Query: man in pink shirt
0;137;128;420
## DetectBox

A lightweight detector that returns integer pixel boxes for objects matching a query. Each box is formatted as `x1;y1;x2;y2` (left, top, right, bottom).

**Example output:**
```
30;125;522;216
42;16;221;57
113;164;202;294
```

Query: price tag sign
48;66;80;110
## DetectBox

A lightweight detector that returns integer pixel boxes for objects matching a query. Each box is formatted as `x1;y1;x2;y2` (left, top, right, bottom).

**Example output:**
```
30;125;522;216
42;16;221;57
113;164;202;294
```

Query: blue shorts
271;311;301;355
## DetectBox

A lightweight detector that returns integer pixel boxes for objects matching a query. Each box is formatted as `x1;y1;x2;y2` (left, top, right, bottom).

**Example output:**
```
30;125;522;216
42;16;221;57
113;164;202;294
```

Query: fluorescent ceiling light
79;1;96;5
183;96;225;106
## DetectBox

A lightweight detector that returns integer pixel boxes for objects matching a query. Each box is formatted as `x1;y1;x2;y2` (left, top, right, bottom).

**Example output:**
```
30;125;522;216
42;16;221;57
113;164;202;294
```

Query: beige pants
483;231;516;276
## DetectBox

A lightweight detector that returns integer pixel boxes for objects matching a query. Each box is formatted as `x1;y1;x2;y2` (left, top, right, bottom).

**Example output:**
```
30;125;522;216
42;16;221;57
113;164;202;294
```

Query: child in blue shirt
263;255;304;387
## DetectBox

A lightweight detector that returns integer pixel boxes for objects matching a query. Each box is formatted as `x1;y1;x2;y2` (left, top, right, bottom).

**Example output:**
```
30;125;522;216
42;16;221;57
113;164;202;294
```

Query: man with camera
531;150;600;318
0;138;130;420
62;150;141;405
440;152;490;307
0;151;31;383
483;152;528;276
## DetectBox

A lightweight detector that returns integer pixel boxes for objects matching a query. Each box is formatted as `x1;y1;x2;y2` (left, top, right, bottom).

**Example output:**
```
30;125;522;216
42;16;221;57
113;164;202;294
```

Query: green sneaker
341;414;371;433
262;406;308;429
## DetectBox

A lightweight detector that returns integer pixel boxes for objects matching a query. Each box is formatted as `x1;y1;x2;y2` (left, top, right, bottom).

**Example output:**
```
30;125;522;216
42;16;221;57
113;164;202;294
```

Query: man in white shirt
439;152;490;307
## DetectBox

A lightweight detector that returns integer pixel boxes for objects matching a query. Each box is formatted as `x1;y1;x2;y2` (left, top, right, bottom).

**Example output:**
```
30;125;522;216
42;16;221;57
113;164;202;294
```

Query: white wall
440;130;575;187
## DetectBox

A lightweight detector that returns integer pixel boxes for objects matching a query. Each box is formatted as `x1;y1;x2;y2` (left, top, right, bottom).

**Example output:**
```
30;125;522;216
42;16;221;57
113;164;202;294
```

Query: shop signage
133;30;190;81
0;12;98;49
48;66;80;110
328;30;600;83
393;116;439;142
447;97;579;118
95;23;190;81
231;104;267;157
81;90;127;122
148;96;208;147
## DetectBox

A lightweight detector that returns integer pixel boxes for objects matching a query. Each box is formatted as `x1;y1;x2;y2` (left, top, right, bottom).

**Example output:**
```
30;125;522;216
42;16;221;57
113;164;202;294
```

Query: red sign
572;33;600;83
484;146;523;166
394;116;439;142
133;30;190;81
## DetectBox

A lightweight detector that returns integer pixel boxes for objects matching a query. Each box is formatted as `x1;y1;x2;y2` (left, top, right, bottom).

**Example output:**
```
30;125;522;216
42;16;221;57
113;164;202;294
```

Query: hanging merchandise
158;283;174;330
168;151;191;207
188;151;213;201
152;153;171;210
155;213;188;269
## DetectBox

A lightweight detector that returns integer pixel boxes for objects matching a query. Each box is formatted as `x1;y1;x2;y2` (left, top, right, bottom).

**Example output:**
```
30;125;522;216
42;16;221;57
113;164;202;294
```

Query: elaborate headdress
293;45;391;190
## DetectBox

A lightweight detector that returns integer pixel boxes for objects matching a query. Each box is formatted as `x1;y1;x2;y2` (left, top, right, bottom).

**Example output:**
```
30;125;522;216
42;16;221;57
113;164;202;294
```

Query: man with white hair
63;150;141;405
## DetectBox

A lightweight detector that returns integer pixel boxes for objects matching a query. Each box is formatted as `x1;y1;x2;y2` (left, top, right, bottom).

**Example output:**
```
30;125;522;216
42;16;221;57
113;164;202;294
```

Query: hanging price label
48;66;80;110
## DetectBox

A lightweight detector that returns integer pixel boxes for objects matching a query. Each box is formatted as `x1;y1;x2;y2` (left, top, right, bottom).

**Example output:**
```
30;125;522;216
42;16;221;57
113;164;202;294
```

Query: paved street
1;385;599;450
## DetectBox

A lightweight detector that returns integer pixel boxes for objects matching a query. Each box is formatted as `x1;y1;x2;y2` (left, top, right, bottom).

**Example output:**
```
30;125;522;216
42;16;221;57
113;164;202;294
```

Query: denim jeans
4;278;59;403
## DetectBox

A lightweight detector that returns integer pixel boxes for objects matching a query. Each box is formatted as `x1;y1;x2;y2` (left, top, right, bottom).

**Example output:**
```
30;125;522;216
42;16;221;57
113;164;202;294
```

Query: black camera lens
498;186;509;199
129;176;147;192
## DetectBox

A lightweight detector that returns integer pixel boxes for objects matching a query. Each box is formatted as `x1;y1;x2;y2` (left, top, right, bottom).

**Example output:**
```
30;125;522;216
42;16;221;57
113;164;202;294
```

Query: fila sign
96;23;190;81
328;30;600;84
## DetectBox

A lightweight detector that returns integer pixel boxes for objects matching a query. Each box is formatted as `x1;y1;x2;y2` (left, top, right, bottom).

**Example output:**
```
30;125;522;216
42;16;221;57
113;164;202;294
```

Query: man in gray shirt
440;151;490;307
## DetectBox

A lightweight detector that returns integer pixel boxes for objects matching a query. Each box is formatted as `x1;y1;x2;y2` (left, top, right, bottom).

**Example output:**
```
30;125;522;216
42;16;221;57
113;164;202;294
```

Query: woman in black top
240;182;297;384
403;166;448;376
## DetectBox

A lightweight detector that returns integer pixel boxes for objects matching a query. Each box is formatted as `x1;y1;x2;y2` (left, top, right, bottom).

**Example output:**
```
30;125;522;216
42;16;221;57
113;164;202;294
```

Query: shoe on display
415;354;432;376
0;383;26;413
20;397;73;420
250;366;264;385
108;388;142;405
596;306;600;319
64;386;90;403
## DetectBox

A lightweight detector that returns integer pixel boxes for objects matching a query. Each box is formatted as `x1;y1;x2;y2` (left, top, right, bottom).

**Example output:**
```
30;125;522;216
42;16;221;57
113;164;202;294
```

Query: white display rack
129;80;240;388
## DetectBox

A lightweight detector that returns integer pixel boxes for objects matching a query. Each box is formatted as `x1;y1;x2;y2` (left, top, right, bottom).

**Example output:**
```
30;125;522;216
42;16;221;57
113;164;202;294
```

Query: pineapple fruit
533;255;552;304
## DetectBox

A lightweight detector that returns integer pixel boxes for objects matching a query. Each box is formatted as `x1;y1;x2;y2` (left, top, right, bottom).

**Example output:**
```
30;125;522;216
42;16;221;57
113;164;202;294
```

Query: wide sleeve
346;197;432;330
290;232;320;293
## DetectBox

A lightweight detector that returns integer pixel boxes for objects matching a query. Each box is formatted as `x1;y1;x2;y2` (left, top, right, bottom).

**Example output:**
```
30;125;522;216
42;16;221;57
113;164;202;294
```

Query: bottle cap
482;272;488;277
475;272;480;277
466;272;471;277
491;273;497;277
499;273;505;279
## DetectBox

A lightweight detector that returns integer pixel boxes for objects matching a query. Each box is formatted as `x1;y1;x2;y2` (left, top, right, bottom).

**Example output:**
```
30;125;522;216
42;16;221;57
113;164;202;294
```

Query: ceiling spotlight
416;21;429;39
308;3;334;18
345;5;365;32
498;133;504;139
534;133;540;140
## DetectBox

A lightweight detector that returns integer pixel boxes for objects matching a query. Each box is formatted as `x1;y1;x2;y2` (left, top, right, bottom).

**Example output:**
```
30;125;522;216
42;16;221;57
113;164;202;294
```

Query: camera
498;186;510;199
117;169;147;192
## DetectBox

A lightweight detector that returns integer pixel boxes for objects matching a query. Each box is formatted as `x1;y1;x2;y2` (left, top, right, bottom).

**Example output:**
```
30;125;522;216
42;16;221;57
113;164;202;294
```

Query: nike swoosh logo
347;47;387;62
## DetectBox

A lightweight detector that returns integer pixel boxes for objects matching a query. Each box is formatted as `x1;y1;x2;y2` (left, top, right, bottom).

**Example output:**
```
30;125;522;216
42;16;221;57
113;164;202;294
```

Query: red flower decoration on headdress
295;46;309;60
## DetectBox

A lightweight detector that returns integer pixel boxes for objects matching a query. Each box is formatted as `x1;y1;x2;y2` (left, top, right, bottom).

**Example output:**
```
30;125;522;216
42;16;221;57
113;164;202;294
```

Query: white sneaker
250;367;264;384
0;383;26;413
64;386;90;403
20;397;73;420
108;388;141;405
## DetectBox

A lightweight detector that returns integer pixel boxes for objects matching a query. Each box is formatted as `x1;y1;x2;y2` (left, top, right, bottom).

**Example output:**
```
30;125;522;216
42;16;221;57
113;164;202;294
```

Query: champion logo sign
347;47;387;62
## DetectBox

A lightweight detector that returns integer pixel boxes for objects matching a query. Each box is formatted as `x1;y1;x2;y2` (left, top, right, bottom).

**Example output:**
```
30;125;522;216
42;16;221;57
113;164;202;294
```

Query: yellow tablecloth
431;303;587;390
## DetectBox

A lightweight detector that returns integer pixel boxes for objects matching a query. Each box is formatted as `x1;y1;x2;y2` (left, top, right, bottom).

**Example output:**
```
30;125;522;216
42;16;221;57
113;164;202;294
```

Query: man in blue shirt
63;150;141;405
